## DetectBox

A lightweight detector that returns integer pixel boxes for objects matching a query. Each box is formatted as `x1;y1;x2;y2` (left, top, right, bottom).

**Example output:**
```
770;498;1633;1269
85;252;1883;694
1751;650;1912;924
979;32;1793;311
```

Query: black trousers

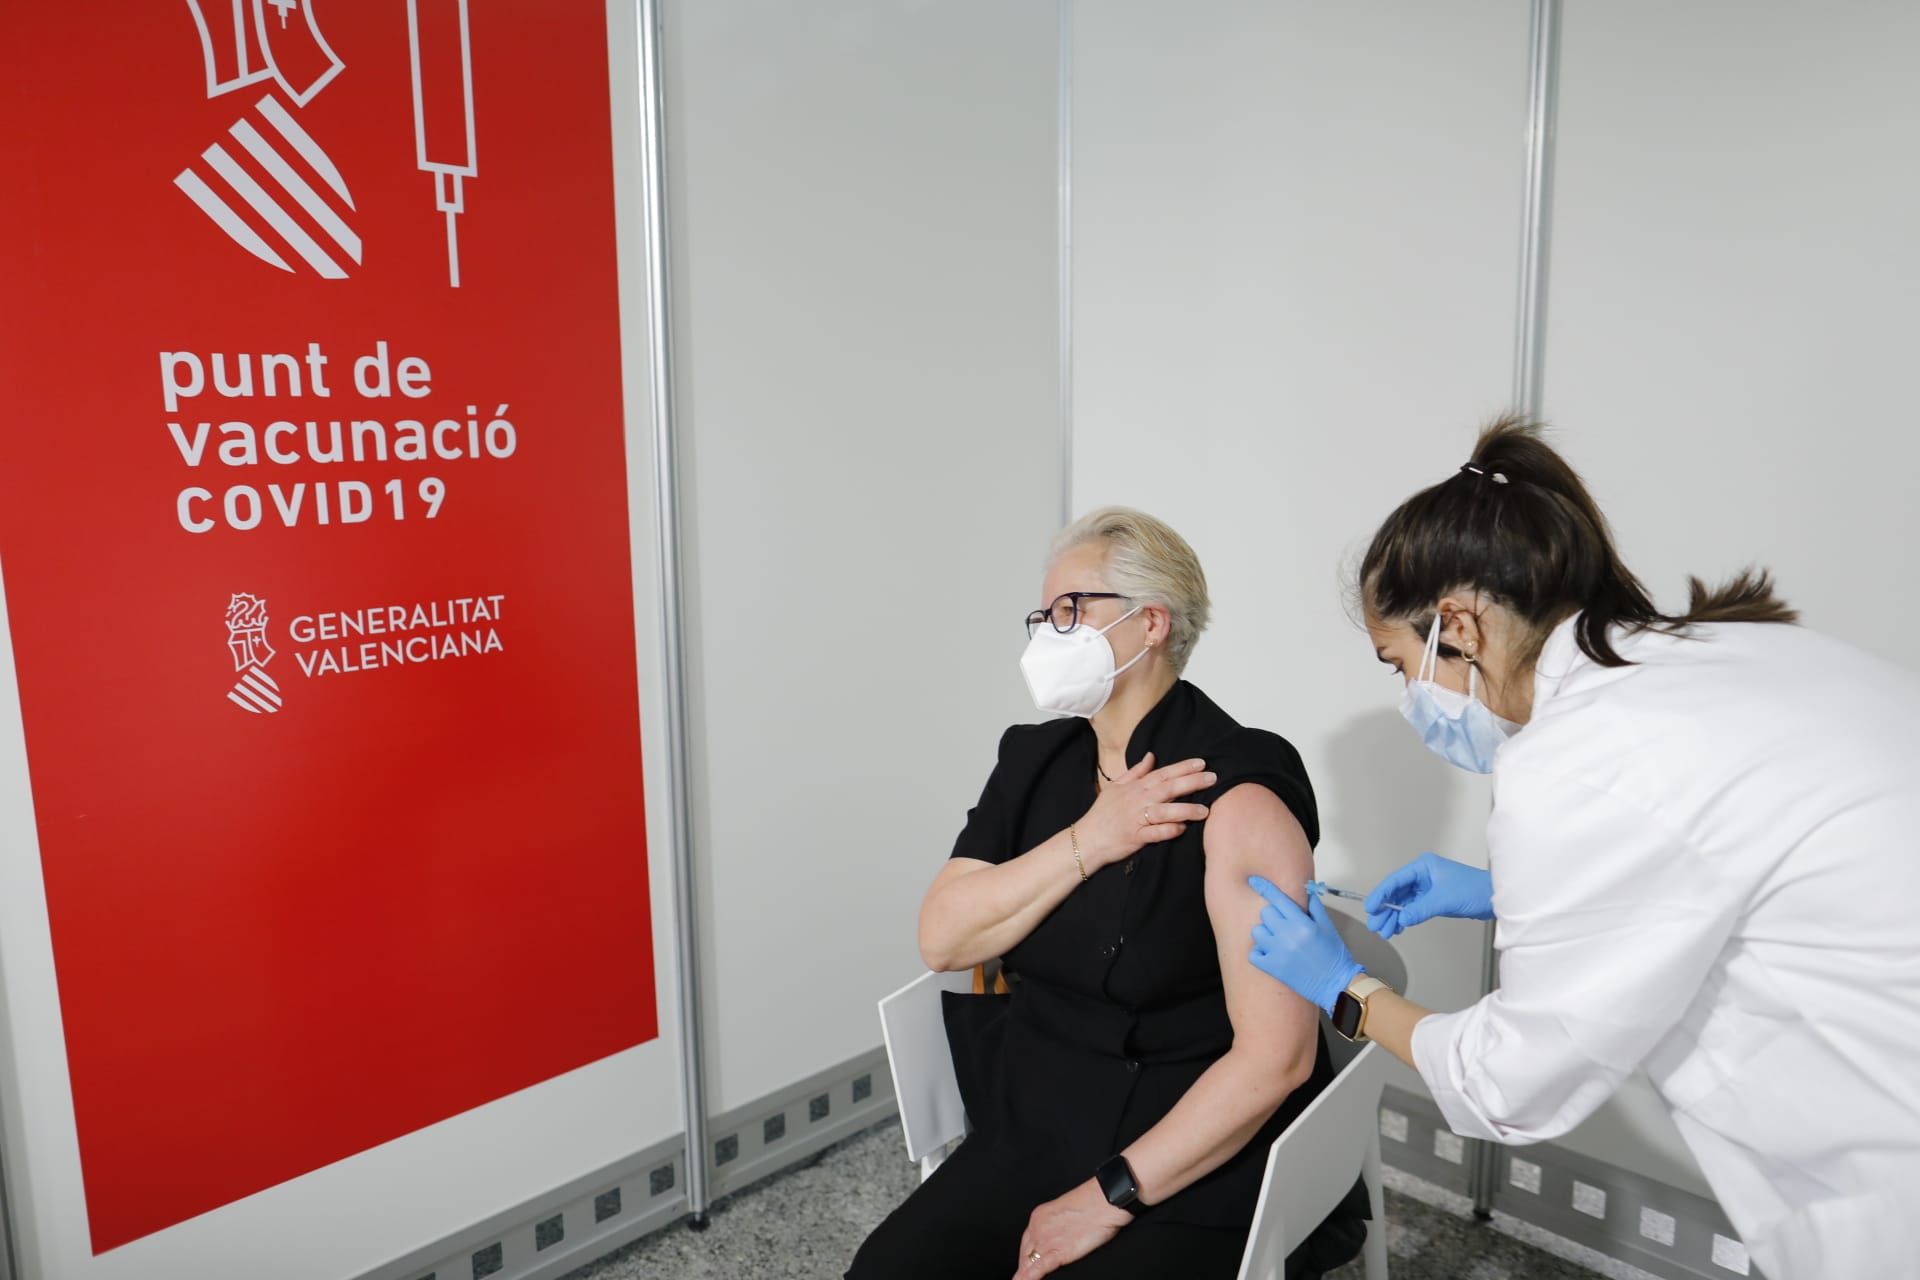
846;1134;1358;1280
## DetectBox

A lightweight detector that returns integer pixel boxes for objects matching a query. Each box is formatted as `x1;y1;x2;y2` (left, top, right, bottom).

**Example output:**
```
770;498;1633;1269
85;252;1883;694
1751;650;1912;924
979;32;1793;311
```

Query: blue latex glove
1247;877;1363;1015
1364;852;1494;939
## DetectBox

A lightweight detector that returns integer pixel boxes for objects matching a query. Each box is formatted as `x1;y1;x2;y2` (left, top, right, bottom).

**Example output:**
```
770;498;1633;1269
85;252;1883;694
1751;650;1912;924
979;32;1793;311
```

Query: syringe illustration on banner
408;0;479;288
174;1;480;287
175;1;360;279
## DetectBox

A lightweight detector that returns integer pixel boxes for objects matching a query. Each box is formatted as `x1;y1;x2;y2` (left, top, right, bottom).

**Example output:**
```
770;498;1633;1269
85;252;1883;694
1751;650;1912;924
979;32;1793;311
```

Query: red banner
0;0;656;1253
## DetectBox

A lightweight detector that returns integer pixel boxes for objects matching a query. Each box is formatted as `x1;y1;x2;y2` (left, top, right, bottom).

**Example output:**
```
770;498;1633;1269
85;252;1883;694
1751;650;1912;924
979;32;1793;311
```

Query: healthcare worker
1243;416;1920;1280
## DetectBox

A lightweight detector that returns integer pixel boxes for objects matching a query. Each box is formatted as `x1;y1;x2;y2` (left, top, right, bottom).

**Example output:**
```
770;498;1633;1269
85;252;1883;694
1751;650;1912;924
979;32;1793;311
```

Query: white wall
1545;0;1920;669
1538;0;1920;1192
1071;0;1529;1092
665;0;1062;1114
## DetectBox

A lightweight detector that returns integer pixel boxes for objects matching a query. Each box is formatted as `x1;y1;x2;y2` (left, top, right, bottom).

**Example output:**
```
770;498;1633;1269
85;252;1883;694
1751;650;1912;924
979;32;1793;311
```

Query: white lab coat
1412;615;1920;1280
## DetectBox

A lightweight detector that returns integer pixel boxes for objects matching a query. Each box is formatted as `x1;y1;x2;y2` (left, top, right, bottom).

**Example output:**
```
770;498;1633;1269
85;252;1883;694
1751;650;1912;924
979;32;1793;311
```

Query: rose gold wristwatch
1331;974;1391;1042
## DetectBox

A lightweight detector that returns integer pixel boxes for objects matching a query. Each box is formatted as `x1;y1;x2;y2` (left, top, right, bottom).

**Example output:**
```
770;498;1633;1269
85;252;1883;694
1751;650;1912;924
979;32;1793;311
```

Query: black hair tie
1459;463;1510;485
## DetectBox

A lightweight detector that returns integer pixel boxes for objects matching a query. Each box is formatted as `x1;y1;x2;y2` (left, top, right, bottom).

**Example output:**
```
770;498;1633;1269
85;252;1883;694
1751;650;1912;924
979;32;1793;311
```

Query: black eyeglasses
1026;592;1131;638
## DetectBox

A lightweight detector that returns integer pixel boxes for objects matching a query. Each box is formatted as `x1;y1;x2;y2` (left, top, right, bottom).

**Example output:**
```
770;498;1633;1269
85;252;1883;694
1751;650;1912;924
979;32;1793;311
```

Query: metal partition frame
1511;0;1561;420
0;881;15;1278
1057;0;1075;526
637;0;711;1229
0;1061;15;1279
1468;0;1562;1220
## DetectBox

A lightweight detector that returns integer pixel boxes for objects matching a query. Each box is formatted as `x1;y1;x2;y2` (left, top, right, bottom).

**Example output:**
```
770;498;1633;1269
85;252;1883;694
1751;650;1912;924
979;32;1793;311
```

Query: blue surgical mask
1398;616;1521;773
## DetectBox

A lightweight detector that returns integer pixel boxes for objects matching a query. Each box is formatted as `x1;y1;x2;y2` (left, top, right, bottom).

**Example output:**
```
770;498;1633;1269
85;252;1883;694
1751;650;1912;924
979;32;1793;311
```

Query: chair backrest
877;969;974;1163
1235;1040;1392;1280
1332;899;1406;990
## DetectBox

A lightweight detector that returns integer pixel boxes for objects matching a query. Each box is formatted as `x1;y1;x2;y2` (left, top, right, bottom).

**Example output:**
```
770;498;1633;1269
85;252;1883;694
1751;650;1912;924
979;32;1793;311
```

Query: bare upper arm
1202;782;1320;1072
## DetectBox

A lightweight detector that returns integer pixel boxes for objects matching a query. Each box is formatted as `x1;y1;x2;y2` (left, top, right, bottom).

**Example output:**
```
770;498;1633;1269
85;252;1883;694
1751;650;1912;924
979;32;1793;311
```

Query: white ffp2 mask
1020;605;1147;718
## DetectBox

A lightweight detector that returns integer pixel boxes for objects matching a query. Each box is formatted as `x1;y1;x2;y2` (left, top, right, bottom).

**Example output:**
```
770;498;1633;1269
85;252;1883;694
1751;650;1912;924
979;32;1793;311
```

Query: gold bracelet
1069;824;1089;882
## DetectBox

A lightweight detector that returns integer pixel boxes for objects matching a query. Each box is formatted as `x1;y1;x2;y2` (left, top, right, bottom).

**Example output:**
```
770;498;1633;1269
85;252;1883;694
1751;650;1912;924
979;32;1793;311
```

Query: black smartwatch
1095;1154;1141;1214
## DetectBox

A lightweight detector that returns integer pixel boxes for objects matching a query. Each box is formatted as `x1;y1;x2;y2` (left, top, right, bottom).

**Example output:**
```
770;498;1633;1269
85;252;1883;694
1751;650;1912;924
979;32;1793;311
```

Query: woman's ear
1435;594;1484;659
1145;603;1172;650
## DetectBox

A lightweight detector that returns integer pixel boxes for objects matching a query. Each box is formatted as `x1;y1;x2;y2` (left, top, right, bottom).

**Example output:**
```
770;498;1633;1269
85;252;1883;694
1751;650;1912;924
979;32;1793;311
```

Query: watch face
1097;1156;1140;1210
1332;991;1364;1040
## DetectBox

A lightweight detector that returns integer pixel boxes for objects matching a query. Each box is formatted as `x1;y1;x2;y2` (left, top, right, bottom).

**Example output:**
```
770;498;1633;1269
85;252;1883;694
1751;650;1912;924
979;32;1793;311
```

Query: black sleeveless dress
847;681;1369;1279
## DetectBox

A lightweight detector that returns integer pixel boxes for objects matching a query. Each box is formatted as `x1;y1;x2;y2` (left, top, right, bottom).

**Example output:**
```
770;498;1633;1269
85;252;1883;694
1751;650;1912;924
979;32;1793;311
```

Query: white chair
876;966;976;1180
876;904;1402;1279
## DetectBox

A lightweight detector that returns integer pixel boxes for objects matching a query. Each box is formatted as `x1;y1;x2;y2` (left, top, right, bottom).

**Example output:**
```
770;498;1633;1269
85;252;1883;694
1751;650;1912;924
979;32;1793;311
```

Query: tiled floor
562;1119;1623;1280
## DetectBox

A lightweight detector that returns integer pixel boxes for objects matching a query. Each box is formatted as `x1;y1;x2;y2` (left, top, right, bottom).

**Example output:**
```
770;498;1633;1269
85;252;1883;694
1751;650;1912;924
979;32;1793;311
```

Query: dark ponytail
1359;414;1797;669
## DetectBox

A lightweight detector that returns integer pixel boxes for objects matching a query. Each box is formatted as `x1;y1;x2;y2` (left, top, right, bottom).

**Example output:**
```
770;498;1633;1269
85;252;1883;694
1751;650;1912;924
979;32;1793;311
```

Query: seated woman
848;508;1368;1280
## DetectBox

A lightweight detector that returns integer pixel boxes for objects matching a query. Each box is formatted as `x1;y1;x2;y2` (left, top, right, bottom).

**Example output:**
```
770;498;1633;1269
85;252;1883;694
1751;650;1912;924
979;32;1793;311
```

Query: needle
1307;880;1402;911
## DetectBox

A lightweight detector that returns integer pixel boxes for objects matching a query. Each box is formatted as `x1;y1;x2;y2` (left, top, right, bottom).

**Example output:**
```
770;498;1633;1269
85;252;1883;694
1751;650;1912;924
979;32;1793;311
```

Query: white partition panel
665;1;1062;1114
1539;0;1920;1195
1071;0;1528;1099
0;4;684;1276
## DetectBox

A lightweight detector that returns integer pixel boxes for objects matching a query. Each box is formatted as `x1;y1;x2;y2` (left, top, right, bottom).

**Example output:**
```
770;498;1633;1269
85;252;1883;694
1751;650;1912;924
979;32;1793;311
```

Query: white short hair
1050;506;1210;674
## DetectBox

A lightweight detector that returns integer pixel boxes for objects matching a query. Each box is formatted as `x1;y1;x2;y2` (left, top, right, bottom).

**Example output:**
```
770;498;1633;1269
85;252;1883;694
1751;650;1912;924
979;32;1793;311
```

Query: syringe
407;0;477;287
1306;880;1402;911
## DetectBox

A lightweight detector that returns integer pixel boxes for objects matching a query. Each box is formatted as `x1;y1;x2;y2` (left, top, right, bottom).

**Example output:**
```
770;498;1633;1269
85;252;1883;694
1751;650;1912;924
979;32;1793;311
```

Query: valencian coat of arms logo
225;593;283;714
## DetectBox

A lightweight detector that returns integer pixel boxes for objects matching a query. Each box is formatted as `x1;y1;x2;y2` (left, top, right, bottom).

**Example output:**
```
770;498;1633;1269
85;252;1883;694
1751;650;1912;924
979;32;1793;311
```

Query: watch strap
1346;974;1390;1002
1344;974;1390;1040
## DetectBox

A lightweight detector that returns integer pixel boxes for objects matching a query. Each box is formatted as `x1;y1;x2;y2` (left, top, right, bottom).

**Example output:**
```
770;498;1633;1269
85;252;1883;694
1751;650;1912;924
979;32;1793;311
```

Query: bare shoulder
1202;781;1310;866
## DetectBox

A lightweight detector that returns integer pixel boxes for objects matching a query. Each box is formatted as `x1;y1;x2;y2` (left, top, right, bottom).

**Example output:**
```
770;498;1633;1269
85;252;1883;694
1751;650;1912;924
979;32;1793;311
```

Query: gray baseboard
702;1047;897;1202
1377;1086;1759;1280
1374;1084;1476;1200
355;1131;691;1280
355;1047;897;1280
